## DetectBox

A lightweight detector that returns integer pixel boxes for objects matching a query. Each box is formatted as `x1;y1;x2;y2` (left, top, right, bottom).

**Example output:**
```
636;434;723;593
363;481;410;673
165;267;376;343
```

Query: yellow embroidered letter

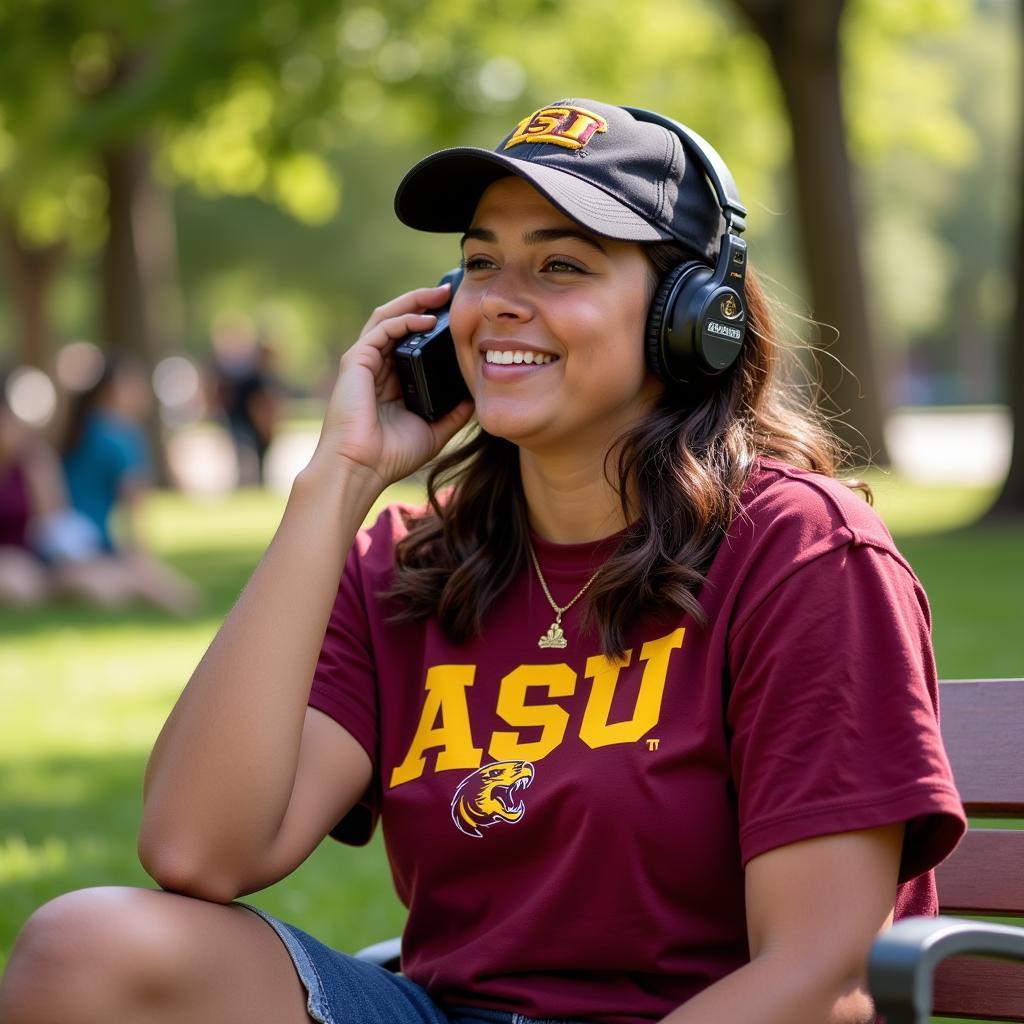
389;665;483;787
489;664;577;762
503;105;609;151
579;628;685;748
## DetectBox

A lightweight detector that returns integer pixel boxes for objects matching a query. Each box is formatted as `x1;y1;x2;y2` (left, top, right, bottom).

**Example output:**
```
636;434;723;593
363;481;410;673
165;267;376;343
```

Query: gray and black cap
394;98;726;260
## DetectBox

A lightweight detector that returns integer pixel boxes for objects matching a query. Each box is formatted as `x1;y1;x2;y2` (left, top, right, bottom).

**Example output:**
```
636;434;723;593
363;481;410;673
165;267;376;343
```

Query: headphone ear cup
644;261;709;384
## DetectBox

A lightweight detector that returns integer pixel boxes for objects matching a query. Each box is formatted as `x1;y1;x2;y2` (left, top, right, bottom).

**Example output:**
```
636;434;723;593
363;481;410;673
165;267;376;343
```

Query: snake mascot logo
450;760;535;838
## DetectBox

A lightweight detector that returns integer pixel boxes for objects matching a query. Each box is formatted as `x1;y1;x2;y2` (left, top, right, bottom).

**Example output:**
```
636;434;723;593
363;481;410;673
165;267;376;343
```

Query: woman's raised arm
138;284;473;902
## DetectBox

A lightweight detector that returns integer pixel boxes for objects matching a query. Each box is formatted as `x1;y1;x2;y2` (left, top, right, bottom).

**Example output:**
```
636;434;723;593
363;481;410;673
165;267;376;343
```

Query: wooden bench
868;677;1024;1023
358;679;1024;1021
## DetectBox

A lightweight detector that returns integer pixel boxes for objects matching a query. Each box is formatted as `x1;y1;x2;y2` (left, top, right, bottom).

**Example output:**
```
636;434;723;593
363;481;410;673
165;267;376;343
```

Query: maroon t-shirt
0;460;30;549
310;458;965;1023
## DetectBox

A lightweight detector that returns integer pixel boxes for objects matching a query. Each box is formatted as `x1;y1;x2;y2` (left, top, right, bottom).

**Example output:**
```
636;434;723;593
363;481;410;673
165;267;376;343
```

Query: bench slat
940;679;1024;815
936;830;1024;915
927;681;1024;1019
934;956;1024;1021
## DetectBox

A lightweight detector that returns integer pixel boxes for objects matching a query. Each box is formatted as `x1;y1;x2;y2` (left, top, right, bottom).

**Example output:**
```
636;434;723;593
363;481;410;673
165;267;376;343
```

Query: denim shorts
242;905;596;1024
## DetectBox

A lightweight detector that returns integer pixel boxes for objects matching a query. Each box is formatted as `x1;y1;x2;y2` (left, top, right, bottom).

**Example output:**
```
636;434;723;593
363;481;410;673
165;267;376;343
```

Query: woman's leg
49;558;135;609
120;550;203;616
0;887;312;1024
0;548;49;606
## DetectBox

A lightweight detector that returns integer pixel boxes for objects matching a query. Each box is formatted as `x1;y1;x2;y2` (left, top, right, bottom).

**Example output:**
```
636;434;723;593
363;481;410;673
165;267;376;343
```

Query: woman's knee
0;886;206;1021
0;550;48;605
0;886;309;1024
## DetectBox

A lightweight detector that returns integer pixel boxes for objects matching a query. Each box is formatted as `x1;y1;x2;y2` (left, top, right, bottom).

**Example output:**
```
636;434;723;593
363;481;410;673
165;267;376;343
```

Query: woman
0;383;67;605
0;99;965;1024
53;354;201;615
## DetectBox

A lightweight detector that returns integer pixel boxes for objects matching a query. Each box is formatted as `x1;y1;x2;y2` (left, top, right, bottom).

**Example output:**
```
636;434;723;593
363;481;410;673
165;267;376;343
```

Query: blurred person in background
214;338;285;486
54;353;201;615
0;378;68;605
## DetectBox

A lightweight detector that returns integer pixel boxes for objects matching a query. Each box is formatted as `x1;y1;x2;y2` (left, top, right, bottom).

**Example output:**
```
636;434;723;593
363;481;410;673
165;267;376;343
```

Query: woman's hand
309;283;474;491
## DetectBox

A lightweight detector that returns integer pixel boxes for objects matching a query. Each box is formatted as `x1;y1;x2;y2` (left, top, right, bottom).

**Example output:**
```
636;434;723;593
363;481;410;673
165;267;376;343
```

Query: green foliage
846;0;977;165
853;0;1019;401
0;0;984;238
0;0;1016;399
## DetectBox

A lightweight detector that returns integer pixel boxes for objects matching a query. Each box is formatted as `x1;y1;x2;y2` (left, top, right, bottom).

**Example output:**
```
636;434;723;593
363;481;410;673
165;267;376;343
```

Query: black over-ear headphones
622;107;749;388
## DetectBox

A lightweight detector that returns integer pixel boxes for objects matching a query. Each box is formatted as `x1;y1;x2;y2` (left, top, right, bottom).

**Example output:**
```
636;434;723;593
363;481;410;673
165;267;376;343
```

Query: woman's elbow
136;832;242;905
804;951;879;1024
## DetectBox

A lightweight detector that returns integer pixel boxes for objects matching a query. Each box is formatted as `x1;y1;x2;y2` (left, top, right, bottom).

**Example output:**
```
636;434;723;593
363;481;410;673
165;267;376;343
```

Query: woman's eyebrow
524;228;607;254
460;228;496;247
460;226;607;255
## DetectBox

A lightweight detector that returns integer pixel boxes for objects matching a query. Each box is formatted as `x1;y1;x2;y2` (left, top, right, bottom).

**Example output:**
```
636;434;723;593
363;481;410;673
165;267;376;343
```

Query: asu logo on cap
504;105;609;151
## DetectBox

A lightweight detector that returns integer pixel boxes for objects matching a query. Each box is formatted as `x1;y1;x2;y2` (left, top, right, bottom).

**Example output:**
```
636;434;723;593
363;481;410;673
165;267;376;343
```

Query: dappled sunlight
0;836;73;887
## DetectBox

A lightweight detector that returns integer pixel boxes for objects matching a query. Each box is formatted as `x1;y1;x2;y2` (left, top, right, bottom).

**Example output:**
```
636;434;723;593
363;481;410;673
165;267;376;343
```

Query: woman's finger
429;397;475;447
348;313;437;373
360;283;451;336
376;311;436;343
374;351;400;400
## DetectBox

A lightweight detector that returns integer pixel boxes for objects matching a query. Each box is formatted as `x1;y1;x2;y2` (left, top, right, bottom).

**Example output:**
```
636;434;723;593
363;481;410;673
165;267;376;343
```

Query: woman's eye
544;259;585;274
462;255;496;272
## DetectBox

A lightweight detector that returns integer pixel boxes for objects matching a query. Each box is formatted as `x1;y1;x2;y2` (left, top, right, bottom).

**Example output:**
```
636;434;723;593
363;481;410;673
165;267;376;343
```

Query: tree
0;0;529;478
0;224;64;369
0;0;348;368
0;0;981;437
990;230;1024;516
729;0;888;463
987;0;1024;518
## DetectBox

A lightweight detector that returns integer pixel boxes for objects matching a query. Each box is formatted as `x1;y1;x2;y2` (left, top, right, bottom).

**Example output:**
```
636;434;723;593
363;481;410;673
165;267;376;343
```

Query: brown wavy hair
386;245;863;658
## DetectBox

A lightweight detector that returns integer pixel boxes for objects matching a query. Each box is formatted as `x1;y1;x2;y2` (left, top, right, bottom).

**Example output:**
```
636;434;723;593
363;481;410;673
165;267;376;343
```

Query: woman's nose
479;269;533;322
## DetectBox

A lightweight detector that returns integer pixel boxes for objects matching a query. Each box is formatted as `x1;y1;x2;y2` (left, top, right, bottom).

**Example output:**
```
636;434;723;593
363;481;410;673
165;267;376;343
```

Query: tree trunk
100;133;181;484
100;139;180;361
988;298;1024;517
986;11;1024;519
1;221;64;370
95;49;184;485
732;0;890;465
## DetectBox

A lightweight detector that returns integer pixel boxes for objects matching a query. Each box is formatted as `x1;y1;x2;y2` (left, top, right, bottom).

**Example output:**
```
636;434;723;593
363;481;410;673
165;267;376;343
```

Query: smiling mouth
484;350;559;365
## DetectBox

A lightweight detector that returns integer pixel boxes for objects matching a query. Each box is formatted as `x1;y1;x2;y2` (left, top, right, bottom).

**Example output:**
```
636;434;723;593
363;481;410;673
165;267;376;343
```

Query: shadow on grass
0;753;150;961
0;750;404;971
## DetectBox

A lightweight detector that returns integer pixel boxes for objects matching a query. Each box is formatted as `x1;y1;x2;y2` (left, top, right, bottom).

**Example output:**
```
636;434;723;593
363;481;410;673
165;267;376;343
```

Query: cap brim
394;147;671;244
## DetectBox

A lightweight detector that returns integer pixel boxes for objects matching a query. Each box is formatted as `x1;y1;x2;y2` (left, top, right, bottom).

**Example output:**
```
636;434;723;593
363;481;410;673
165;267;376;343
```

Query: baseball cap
394;98;726;259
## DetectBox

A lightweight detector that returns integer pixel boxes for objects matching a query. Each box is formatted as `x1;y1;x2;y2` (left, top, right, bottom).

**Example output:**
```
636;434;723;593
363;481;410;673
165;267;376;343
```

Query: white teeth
485;350;555;365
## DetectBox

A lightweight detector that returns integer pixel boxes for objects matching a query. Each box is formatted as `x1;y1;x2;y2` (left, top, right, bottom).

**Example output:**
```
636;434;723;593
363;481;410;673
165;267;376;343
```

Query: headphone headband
623;105;750;387
621;106;747;236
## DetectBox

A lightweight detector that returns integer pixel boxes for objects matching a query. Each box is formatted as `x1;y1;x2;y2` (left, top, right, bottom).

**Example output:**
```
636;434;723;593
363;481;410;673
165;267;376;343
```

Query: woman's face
109;364;151;420
0;403;25;460
449;177;663;455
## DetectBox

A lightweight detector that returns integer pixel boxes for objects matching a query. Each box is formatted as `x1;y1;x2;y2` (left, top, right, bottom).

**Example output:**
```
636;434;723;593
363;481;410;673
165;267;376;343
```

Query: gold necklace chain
528;539;604;650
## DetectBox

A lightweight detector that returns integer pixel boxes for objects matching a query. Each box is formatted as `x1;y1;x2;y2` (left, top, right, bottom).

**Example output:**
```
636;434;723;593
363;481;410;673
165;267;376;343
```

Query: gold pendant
539;618;567;649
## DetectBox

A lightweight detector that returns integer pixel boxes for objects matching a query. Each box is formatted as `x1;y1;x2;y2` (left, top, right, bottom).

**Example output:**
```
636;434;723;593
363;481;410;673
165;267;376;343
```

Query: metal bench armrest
868;914;1024;1024
353;936;402;972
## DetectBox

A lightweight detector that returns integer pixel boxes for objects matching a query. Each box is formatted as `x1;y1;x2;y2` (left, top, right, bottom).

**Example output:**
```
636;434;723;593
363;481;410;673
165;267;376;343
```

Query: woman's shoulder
739;457;894;552
351;499;431;573
718;457;918;588
710;458;923;630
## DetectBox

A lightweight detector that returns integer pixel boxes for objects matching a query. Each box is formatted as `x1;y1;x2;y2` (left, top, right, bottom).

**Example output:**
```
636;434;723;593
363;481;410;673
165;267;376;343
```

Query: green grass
2;474;1021;1023
0;483;422;974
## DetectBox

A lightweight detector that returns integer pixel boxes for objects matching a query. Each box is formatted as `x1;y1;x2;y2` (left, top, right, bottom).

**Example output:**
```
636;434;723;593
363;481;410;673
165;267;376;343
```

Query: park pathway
167;405;1013;496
